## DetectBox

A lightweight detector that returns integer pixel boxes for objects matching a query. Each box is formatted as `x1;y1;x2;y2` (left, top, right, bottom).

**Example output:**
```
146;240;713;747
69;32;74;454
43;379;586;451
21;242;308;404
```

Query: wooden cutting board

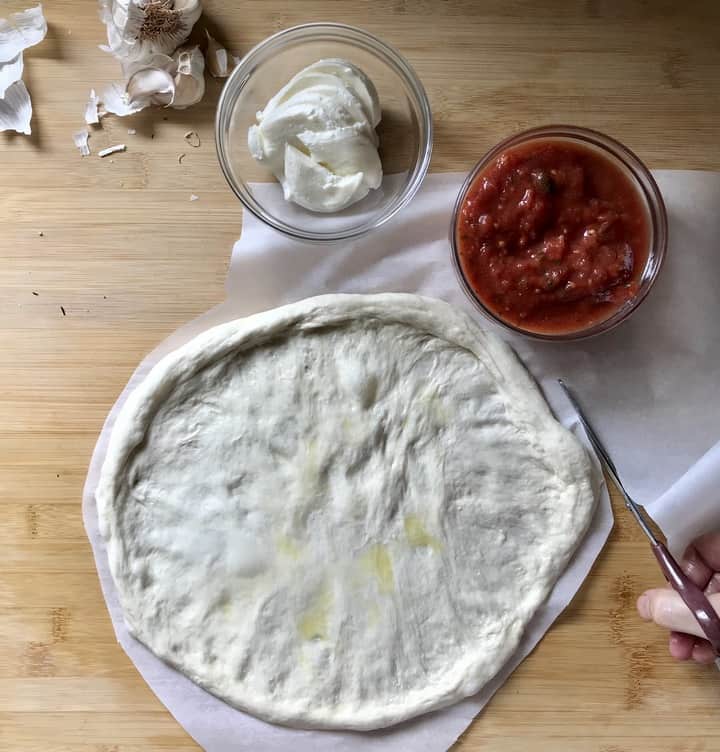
1;1;719;750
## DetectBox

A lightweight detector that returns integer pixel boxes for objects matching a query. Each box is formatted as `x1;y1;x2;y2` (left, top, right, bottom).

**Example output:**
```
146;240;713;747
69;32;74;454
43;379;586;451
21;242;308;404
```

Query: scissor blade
557;379;659;545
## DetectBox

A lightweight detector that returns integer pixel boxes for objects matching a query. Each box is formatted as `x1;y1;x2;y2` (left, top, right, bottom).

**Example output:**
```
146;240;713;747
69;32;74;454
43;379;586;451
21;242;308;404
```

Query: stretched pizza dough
97;294;596;730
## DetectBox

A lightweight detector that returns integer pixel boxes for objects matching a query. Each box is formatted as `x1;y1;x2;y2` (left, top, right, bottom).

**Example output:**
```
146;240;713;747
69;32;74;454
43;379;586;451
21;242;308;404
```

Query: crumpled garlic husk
0;4;47;134
0;4;47;61
0;79;32;134
0;52;23;98
204;29;229;78
98;143;126;157
109;44;204;114
73;128;91;156
85;88;107;124
98;0;202;64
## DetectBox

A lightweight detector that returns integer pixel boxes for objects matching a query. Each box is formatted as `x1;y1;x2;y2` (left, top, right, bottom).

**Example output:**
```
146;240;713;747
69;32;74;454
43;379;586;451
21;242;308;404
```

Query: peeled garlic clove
170;45;204;109
204;30;229;78
0;51;23;98
0;4;47;62
0;79;32;134
126;66;175;108
99;0;202;63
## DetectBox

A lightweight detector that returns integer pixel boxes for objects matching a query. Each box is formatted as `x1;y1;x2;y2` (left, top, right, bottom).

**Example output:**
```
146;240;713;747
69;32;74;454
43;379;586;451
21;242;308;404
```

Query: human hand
636;531;720;664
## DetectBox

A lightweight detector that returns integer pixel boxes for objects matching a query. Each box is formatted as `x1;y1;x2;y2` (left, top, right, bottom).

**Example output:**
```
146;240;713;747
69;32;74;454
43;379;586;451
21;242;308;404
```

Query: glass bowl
450;125;668;341
216;23;432;242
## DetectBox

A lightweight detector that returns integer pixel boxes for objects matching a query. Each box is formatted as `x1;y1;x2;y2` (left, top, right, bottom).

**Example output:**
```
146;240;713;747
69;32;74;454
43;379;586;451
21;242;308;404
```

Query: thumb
637;588;720;639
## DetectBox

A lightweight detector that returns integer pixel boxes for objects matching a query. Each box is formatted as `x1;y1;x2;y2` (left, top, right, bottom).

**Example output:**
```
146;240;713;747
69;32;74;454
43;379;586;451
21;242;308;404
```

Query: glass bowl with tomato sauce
451;126;667;340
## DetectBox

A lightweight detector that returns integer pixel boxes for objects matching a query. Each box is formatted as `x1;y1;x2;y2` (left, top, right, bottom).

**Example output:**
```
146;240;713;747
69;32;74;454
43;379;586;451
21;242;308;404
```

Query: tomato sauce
455;139;650;334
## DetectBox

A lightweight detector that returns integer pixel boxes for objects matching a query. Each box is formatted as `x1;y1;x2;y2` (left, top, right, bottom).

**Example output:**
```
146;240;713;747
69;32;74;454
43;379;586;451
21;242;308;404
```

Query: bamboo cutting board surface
1;1;719;750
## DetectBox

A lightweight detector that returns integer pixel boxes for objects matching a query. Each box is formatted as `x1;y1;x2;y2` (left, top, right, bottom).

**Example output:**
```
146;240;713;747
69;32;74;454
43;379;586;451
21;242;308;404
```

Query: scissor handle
652;542;720;656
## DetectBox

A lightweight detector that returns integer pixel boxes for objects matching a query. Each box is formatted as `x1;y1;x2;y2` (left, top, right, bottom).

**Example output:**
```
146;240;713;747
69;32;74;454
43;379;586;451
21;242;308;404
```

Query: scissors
558;379;720;672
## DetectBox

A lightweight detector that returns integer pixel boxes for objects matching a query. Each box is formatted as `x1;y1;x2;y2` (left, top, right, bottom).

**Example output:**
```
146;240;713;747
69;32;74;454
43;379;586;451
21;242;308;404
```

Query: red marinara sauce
455;140;650;335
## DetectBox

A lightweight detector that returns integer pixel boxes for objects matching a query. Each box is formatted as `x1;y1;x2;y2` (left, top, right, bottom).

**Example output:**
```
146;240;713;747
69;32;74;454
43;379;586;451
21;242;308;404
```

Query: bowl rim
449;124;668;341
215;22;433;243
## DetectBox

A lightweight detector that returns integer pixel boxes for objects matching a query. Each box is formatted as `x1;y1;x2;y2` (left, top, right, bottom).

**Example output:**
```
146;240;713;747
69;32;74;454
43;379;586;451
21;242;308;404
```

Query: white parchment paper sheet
83;170;720;751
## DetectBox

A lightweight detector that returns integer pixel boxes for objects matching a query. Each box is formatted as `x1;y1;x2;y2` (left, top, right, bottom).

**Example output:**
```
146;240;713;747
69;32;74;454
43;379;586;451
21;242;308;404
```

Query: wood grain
1;1;719;750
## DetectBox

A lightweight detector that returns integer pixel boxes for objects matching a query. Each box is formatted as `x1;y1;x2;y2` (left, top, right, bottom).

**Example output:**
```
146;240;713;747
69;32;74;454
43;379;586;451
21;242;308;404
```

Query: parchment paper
83;170;720;751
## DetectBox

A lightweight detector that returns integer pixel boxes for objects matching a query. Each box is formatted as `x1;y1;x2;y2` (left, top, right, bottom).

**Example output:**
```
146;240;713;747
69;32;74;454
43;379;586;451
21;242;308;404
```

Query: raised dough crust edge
96;293;597;730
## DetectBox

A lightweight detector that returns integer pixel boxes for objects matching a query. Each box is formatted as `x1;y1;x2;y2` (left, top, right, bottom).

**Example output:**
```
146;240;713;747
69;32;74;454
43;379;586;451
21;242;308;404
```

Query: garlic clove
99;0;202;64
170;44;204;109
122;51;175;78
101;80;146;116
204;30;229;78
0;51;23;98
126;66;175;108
0;4;47;63
0;79;32;134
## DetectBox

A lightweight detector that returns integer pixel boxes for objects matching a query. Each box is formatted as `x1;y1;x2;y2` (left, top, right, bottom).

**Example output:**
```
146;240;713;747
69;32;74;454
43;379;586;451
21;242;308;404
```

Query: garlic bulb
99;0;202;63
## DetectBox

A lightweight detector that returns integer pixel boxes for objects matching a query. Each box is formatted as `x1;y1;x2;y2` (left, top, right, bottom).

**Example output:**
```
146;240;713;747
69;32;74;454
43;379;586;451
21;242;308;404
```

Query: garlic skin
0;4;47;61
0;5;47;135
98;143;126;157
99;0;202;64
0;79;32;134
0;52;23;98
85;88;103;124
73;128;91;156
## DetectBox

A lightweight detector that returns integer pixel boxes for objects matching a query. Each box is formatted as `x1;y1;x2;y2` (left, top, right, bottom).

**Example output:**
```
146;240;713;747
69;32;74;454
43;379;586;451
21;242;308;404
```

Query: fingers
706;573;720;596
668;631;716;664
689;531;720;572
691;640;718;664
680;544;713;588
668;631;694;660
636;588;720;640
641;532;720;667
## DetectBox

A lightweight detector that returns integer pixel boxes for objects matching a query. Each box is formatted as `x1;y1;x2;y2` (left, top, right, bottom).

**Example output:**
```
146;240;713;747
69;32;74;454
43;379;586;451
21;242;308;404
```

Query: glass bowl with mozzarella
216;23;432;242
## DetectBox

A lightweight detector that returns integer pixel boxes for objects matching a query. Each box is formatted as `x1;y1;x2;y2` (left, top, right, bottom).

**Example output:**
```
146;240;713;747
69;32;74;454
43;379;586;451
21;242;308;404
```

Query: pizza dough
97;294;596;730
